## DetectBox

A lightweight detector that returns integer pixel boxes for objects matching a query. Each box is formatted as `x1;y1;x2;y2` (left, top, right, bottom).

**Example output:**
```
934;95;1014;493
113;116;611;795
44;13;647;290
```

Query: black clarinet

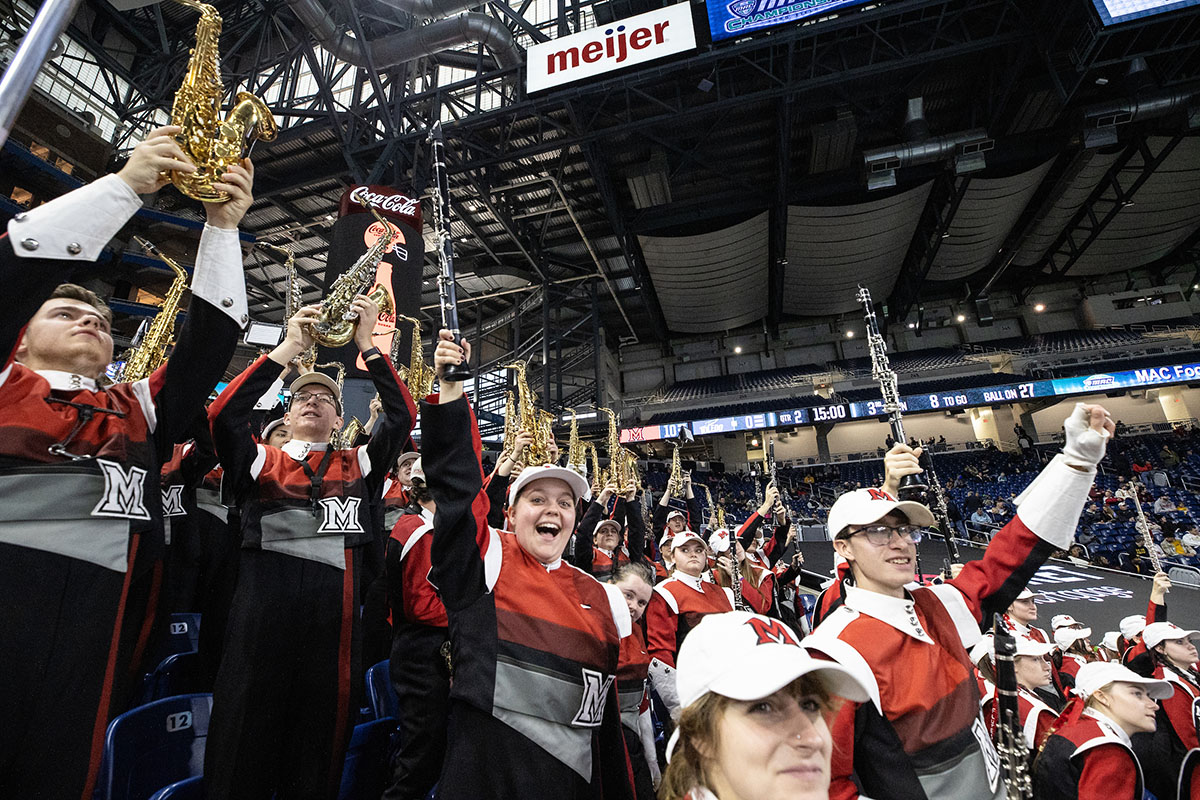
428;121;472;383
992;615;1034;800
857;285;926;500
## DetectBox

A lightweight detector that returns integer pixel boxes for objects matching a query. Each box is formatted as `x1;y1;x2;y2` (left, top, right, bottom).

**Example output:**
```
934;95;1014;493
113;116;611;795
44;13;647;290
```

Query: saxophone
169;0;277;202
119;237;189;382
392;314;435;398
599;408;626;488
261;241;315;366
312;361;363;449
669;444;685;499
504;361;552;466
565;409;587;475
311;198;395;348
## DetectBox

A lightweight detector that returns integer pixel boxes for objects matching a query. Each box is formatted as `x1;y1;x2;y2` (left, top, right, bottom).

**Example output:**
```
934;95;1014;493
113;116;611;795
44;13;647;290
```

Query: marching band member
1004;588;1048;642
660;610;869;800
205;295;416;799
653;472;701;541
1133;621;1200;800
1119;571;1171;670
422;331;635;799
380;450;420;531
803;404;1114;800
383;457;448;800
0;127;252;799
1034;662;1171;800
980;635;1058;751
1053;616;1098;686
612;563;659;798
647;530;736;719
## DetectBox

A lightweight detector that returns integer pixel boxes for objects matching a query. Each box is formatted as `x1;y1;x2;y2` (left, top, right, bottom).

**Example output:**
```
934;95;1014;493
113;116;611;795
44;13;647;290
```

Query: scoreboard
1091;0;1200;26
621;361;1200;442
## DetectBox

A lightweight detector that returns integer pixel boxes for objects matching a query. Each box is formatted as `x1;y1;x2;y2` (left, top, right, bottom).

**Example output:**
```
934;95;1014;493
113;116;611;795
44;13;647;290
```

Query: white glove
1061;402;1110;469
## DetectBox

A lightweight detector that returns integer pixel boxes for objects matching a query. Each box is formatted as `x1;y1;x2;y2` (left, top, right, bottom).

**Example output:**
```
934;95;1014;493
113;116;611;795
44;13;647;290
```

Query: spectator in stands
1132;458;1154;486
963;491;982;516
1103;489;1120;506
971;507;993;527
1115;501;1136;522
1160;444;1181;468
1161;534;1194;558
1067;544;1091;566
1114;482;1133;500
1077;526;1098;550
1154;495;1175;515
1181;526;1200;551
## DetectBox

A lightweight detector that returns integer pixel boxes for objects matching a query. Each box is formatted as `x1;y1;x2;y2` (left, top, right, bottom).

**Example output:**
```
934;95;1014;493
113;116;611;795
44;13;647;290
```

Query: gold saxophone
392;314;435;399
260;241;315;366
565;409;587;475
669;444;685;499
169;0;277;202
311;198;395;348
503;361;553;466
599;407;628;488
499;391;518;461
120;237;189;382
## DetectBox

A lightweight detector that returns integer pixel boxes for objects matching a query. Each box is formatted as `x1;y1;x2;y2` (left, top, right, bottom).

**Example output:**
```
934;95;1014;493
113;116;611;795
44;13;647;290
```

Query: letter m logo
161;485;186;517
91;459;150;520
572;668;615;727
866;488;895;502
317;497;364;533
745;616;799;647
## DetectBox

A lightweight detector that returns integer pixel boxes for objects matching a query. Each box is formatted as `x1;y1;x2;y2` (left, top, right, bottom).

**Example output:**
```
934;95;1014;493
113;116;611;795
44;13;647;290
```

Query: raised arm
351;295;416;494
425;332;493;610
624;485;647;563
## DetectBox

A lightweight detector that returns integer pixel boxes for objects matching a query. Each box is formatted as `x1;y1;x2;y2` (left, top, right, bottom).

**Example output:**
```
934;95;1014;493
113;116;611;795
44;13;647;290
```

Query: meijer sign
526;3;696;93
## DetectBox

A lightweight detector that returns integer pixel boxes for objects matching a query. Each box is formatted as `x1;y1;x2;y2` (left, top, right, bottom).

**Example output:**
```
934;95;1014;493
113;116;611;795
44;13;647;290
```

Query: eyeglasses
846;524;925;546
291;391;337;408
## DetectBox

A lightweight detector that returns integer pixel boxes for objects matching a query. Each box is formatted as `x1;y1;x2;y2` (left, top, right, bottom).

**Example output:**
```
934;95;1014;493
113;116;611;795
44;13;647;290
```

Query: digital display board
850;380;1056;419
620;361;1200;442
1091;0;1200;26
706;0;871;42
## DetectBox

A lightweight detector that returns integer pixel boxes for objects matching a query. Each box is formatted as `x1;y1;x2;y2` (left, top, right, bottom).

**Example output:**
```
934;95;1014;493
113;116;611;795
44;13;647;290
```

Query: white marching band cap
826;488;935;538
507;464;591;506
1015;588;1038;601
1142;622;1200;650
667;611;870;761
671;530;706;551
409;457;424;484
396;450;420;467
1119;614;1147;640
972;634;1054;663
666;509;686;523
707;528;732;554
1051;614;1083;630
1100;631;1122;652
1054;625;1092;650
594;518;622;535
1073;661;1173;700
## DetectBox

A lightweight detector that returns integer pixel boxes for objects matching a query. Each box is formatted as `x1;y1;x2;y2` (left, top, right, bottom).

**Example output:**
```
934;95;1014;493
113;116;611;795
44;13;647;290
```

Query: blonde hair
658;674;836;800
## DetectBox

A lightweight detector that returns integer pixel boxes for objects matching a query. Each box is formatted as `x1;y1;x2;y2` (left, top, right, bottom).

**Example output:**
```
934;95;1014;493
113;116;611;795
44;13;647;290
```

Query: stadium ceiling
28;0;1200;352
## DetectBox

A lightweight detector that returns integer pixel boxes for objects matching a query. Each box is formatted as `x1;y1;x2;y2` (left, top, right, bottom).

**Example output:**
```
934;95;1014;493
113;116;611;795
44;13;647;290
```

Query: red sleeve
1149;598;1167;624
948;513;1054;624
1034;710;1054;750
1076;744;1139;799
1059;658;1084;680
645;591;679;667
1163;688;1200;750
737;512;763;547
740;575;771;615
828;701;862;800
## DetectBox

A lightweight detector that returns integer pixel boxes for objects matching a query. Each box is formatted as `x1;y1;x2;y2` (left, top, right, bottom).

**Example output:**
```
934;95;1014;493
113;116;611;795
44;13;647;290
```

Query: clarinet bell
897;472;929;502
442;359;473;383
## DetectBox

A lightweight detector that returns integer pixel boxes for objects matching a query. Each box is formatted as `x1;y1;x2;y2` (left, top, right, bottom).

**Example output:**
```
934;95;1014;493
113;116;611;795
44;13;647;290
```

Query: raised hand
203;157;254;230
117;126;195;194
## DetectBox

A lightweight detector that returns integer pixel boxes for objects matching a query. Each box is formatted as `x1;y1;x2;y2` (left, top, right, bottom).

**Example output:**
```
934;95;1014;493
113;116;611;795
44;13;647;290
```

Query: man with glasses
804;403;1115;800
205;297;417;799
0;127;254;800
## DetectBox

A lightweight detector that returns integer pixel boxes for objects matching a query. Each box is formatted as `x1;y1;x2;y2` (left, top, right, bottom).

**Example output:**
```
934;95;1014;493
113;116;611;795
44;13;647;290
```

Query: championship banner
320;185;423;377
794;540;1200;634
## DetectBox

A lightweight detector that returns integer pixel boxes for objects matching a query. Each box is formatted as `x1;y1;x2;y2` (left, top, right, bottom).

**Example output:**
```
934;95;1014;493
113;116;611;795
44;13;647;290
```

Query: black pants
204;548;362;800
622;724;655;800
0;538;159;799
194;508;240;687
383;623;449;800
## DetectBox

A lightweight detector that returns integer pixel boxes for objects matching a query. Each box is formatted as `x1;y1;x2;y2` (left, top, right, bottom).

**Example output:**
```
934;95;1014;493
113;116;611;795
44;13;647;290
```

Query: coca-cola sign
338;184;422;228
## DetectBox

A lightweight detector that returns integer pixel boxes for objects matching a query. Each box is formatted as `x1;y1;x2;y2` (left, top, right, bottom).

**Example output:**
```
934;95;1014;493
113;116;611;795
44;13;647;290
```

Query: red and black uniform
617;624;657;799
1058;649;1094;686
159;421;219;616
194;462;240;684
382;505;447;800
805;457;1096;800
380;473;412;532
0;175;246;800
1122;598;1167;672
981;683;1056;751
645;572;735;716
572;495;647;582
422;395;635;800
1034;710;1145;800
205;353;415;800
1134;662;1200;800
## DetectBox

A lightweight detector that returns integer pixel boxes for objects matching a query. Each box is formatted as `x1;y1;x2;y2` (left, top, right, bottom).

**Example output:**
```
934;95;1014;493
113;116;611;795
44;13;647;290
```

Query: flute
1129;482;1166;581
427;121;472;382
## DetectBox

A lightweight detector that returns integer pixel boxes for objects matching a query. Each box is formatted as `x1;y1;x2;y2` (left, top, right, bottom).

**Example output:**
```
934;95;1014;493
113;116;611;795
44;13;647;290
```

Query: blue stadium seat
140;651;206;705
147;776;202;800
338;716;398;800
365;659;398;720
99;693;211;800
159;613;201;659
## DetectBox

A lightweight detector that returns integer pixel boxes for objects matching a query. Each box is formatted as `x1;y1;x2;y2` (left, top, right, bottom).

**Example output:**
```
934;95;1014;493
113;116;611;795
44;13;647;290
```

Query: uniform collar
419;506;434;524
673;571;709;593
1083;708;1131;747
843;584;935;644
282;439;329;461
39;369;99;392
596;546;614;558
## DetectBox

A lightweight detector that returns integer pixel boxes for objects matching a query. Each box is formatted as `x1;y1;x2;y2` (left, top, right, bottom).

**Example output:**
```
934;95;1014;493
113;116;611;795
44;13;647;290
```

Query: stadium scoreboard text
620;361;1200;442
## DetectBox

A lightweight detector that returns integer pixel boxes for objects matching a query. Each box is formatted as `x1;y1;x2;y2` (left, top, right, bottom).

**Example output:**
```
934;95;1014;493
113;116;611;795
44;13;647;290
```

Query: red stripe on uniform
328;547;355;797
82;535;140;800
128;559;163;679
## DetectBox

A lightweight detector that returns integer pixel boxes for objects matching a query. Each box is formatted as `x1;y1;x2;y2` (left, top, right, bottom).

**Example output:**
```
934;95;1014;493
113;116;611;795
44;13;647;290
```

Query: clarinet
926;458;961;572
729;549;752;612
427;121;471;383
992;615;1034;800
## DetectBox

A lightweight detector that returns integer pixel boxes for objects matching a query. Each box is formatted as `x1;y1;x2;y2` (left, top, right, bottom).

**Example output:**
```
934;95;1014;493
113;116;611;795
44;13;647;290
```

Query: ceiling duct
1083;60;1200;148
863;96;994;190
377;0;483;19
285;0;521;70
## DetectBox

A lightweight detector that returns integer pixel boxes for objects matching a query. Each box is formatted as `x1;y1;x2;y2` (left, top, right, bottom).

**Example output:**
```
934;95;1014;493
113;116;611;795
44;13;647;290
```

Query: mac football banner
707;0;870;42
320;185;423;377
526;3;696;93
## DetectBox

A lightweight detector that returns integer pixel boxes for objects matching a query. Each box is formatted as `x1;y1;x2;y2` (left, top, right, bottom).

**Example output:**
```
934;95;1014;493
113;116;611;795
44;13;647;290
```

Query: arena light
1034;303;1046;313
845;330;855;338
734;345;743;354
956;313;966;323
